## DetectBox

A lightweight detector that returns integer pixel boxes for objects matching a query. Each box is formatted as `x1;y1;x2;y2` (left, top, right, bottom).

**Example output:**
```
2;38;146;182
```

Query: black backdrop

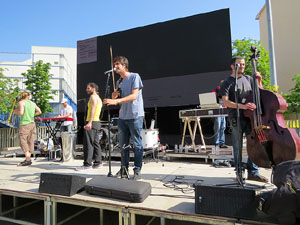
77;9;232;145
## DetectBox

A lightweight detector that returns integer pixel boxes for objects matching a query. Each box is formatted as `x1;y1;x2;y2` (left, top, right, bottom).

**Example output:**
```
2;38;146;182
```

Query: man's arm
112;90;120;99
35;104;42;116
59;111;72;118
57;109;72;118
222;96;256;111
14;101;24;116
63;112;72;117
65;106;73;117
85;95;97;130
255;72;264;89
104;88;139;106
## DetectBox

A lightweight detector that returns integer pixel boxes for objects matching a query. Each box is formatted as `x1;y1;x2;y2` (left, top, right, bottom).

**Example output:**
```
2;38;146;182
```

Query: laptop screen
198;92;220;109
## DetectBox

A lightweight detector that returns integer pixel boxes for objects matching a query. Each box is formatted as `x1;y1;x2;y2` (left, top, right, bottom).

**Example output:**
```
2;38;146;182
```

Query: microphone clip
235;63;240;70
104;68;116;74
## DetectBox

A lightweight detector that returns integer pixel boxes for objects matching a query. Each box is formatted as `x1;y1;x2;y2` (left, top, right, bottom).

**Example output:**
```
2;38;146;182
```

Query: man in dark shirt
219;56;268;183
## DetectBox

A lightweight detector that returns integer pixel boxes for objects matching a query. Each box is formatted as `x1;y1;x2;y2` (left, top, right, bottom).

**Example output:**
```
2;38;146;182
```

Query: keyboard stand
36;119;64;160
181;117;206;152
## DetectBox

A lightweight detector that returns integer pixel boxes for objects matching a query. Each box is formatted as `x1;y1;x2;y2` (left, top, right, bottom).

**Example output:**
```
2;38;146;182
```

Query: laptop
198;92;221;109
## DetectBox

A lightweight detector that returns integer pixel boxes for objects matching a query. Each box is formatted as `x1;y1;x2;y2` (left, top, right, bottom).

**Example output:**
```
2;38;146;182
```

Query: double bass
244;46;300;168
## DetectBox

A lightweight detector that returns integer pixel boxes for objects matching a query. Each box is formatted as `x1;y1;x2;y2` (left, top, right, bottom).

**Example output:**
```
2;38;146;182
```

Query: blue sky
1;0;265;54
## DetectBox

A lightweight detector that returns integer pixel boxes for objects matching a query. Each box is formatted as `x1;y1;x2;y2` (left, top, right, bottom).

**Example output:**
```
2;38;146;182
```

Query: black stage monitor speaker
195;184;256;219
39;173;86;196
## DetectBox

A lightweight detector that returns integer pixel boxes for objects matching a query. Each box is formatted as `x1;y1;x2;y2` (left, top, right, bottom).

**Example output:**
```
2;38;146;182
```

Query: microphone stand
104;71;113;177
234;64;245;187
115;78;130;179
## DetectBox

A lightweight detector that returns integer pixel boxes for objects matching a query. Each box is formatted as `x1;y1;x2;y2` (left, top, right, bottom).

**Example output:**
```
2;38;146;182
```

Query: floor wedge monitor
39;173;86;197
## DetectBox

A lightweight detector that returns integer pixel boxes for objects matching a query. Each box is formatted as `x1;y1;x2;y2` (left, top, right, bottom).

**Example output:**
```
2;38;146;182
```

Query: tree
22;60;56;114
282;74;300;115
232;38;271;90
0;68;20;114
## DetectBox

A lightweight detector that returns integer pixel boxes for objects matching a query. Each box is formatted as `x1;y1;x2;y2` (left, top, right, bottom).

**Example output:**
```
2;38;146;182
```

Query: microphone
104;68;116;74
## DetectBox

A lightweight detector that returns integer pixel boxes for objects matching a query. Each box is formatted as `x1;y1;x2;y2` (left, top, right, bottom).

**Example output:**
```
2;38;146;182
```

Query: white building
0;46;77;118
256;0;300;94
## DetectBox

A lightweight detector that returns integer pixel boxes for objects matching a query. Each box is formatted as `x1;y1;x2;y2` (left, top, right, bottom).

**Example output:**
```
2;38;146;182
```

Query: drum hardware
99;127;118;153
142;129;159;149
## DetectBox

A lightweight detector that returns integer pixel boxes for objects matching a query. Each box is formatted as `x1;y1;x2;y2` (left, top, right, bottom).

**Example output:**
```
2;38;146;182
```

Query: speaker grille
195;185;256;219
39;173;86;196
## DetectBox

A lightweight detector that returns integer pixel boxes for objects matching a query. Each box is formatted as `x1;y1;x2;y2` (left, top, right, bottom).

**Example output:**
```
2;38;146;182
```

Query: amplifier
195;184;256;219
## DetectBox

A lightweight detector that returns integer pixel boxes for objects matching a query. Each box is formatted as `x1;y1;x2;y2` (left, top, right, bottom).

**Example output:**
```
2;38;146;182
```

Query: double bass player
219;56;269;183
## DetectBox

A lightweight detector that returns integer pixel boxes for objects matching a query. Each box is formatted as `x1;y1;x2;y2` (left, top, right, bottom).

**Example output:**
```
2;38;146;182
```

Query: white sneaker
75;165;92;171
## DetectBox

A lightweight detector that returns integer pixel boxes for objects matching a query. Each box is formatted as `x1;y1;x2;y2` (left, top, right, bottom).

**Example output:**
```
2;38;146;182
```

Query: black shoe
219;144;228;148
55;158;63;162
75;165;92;171
247;175;269;183
92;163;103;169
18;160;32;166
115;167;129;179
132;169;141;180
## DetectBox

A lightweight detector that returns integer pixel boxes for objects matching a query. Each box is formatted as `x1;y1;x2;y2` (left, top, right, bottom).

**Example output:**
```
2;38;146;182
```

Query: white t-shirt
60;105;73;126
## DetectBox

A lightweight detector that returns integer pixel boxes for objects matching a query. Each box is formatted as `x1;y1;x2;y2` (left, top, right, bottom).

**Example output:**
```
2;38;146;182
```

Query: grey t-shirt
118;73;144;120
219;75;253;119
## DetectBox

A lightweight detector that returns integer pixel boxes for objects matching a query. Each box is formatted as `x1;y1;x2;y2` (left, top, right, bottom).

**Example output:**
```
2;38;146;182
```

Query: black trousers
83;121;101;166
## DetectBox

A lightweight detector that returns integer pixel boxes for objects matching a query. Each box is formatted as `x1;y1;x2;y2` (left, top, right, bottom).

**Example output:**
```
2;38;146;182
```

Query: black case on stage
194;184;256;219
85;176;151;203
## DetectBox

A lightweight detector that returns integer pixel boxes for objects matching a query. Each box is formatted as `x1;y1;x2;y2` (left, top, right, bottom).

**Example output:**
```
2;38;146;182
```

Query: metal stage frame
0;189;276;225
0;158;275;225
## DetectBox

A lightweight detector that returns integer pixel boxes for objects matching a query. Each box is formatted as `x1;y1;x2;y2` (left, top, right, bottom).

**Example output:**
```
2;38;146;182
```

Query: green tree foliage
282;74;300;114
232;38;271;90
22;60;56;114
0;68;20;114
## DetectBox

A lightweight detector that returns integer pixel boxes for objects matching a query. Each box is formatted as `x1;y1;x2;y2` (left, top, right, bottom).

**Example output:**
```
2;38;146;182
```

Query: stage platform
0;156;278;225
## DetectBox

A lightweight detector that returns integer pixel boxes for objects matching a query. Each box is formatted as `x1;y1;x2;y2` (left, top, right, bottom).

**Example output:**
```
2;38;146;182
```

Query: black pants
83;121;101;167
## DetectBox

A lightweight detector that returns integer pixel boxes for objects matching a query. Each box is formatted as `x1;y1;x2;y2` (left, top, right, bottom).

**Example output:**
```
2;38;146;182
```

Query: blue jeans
230;117;259;176
214;116;226;145
118;117;144;171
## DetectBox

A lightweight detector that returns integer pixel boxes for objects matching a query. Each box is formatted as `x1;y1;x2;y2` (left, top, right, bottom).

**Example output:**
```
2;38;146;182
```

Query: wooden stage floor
0;155;278;225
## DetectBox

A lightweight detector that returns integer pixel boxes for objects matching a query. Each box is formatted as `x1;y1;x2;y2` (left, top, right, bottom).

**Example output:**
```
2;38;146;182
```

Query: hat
61;98;68;103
